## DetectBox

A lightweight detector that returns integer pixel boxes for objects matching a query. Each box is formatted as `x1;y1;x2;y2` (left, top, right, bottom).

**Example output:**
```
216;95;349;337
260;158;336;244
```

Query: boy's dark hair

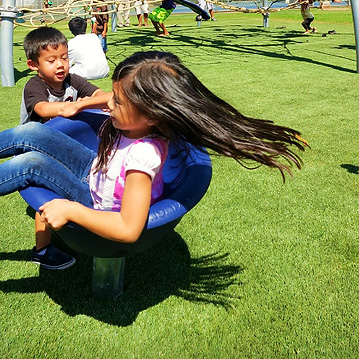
96;51;305;178
23;27;67;62
68;17;87;36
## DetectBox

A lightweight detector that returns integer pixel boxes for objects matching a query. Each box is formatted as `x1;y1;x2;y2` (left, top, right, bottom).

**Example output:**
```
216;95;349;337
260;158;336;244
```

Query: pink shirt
89;135;168;211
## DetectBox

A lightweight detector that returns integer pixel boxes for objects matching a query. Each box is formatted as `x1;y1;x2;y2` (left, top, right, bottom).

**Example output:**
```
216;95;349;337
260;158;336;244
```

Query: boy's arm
33;90;112;121
102;21;108;37
59;89;111;117
92;21;97;34
33;101;75;122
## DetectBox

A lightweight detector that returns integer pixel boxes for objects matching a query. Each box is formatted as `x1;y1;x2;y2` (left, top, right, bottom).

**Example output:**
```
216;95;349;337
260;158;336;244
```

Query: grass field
1;6;359;358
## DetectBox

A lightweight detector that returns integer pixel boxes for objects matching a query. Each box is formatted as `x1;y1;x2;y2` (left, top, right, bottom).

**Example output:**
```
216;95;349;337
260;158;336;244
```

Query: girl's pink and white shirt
89;135;168;211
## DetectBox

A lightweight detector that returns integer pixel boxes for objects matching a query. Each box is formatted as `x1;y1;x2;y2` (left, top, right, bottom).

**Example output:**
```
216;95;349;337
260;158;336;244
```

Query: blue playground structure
19;110;212;297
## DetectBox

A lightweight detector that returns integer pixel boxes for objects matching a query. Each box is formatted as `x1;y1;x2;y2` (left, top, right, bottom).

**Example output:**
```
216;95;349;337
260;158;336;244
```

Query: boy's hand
34;91;110;121
58;102;81;117
39;199;74;230
76;96;91;102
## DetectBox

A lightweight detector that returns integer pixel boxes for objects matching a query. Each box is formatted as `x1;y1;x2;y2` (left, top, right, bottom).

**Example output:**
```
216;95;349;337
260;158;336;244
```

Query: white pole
0;0;17;87
262;0;269;27
111;4;117;32
351;0;359;73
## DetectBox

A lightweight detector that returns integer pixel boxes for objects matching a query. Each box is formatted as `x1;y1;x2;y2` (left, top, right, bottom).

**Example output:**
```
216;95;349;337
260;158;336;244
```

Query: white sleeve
125;141;163;181
67;40;75;67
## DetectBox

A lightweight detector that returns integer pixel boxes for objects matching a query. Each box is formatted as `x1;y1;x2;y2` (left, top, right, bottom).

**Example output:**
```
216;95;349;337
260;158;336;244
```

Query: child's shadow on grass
341;164;359;174
0;232;243;326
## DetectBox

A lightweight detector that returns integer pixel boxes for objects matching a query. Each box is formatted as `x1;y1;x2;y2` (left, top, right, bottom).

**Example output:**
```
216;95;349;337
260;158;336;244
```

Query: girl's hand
39;199;74;230
37;171;152;242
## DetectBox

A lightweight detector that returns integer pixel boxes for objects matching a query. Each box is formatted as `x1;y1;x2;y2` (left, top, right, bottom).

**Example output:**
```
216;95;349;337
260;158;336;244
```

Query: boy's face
27;44;69;89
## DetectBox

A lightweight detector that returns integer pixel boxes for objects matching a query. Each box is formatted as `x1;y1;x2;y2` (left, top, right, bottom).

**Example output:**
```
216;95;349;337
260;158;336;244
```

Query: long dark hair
96;51;306;179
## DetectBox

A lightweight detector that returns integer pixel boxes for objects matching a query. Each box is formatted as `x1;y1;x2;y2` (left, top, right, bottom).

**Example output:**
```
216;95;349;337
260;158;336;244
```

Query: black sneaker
31;244;76;270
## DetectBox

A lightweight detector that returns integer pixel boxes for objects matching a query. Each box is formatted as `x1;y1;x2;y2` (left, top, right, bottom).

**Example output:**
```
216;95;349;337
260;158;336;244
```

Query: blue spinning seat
19;111;212;297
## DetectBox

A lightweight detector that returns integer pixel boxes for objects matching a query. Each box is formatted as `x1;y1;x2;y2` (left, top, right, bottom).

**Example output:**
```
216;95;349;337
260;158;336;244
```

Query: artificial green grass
1;7;359;358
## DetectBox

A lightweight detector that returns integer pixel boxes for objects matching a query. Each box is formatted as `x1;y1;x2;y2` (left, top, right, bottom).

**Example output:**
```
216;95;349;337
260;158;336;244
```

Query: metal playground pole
351;0;359;73
0;0;17;87
262;0;269;27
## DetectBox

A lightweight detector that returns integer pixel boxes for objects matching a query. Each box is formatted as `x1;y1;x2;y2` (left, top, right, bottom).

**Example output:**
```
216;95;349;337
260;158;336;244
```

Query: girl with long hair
0;51;306;268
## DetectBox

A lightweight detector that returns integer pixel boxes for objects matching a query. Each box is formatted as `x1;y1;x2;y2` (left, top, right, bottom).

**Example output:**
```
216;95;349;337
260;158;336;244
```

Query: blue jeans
0;122;96;207
97;34;107;52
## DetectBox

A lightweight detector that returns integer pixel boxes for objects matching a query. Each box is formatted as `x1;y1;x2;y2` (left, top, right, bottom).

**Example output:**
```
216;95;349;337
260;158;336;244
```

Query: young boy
20;27;110;124
91;0;109;52
149;0;176;36
68;17;109;80
20;27;111;270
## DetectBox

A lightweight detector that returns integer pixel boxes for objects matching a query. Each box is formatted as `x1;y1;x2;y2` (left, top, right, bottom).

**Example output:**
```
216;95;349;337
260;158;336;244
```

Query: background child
41;0;53;23
197;0;216;21
149;0;176;36
117;0;131;27
135;0;149;27
0;51;305;269
20;26;111;270
68;17;109;80
92;0;109;52
300;0;317;34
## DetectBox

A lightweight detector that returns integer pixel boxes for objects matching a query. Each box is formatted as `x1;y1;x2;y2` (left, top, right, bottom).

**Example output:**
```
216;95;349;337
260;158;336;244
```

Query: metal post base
92;257;125;298
262;12;269;28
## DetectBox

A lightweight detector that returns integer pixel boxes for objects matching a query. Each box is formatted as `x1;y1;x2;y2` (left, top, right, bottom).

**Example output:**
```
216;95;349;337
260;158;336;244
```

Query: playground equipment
9;0;210;27
1;0;359;87
352;0;359;72
0;0;17;87
0;0;208;86
262;0;269;27
19;111;212;297
176;0;211;20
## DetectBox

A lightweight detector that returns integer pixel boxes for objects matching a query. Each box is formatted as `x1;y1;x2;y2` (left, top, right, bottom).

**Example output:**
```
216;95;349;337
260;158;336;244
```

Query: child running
300;0;317;34
149;0;176;36
0;51;306;265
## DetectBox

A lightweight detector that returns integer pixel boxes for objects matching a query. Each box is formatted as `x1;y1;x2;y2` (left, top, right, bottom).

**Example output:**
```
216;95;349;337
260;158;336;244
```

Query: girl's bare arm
39;170;152;243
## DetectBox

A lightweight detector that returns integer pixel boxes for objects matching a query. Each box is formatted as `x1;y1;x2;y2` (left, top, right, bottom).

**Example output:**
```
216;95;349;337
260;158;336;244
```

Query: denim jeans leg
0;122;96;178
97;34;107;52
0;123;96;206
0;152;93;206
103;36;108;52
